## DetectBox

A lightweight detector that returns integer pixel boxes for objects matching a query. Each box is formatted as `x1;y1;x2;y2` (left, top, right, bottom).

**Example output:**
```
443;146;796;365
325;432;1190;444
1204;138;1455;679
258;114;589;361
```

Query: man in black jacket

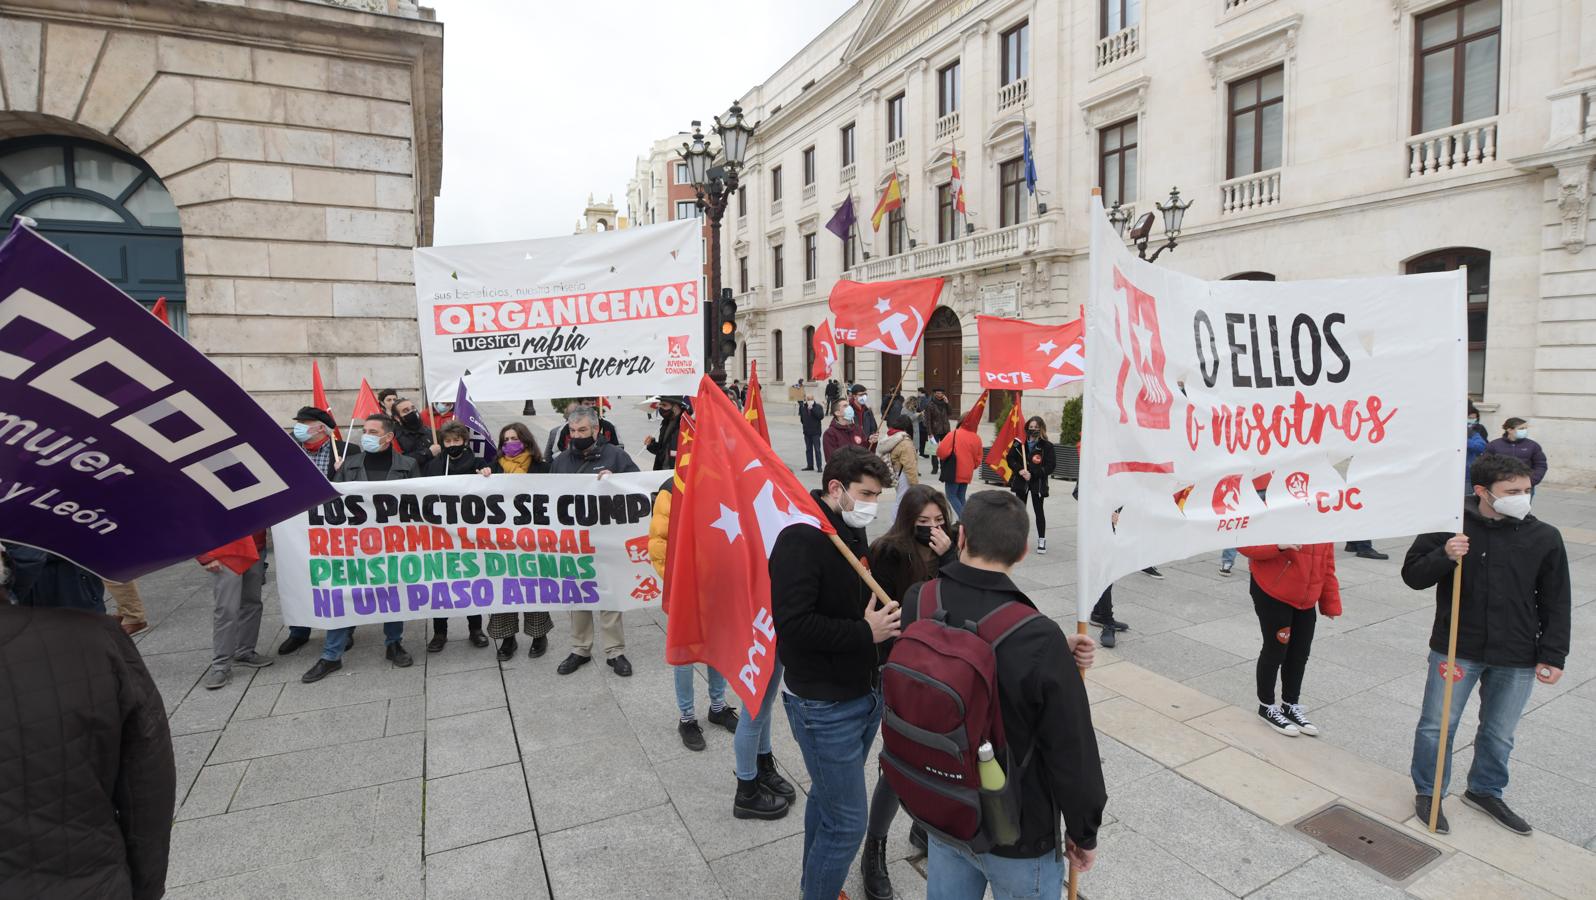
899;490;1104;895
390;397;437;468
1404;454;1570;836
550;404;641;677
423;421;492;652
771;447;900;900
797;393;826;471
642;395;687;471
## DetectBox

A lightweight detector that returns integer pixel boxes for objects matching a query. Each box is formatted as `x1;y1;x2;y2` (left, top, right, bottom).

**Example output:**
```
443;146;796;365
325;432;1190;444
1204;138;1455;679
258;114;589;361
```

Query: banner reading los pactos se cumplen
413;218;704;402
272;472;672;627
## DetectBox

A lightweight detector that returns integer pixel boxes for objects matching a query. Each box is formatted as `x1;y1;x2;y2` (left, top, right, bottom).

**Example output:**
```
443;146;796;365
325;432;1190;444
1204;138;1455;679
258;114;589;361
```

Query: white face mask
1488;490;1531;520
839;490;878;528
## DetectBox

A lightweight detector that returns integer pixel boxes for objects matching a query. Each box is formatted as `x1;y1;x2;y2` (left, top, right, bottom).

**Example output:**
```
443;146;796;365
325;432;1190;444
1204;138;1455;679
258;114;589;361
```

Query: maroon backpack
880;579;1039;852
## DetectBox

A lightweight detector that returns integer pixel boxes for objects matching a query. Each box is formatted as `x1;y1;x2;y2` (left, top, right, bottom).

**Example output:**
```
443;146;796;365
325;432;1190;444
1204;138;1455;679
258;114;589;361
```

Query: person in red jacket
1238;542;1342;738
935;423;983;517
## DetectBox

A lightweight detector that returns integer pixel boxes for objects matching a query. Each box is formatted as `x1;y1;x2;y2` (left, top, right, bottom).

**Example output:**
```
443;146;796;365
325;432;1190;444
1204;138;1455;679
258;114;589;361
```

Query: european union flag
1023;125;1037;196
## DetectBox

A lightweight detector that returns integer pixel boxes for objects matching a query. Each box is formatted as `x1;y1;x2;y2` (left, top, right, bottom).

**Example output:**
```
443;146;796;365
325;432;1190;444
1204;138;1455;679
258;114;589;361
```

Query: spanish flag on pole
871;171;903;232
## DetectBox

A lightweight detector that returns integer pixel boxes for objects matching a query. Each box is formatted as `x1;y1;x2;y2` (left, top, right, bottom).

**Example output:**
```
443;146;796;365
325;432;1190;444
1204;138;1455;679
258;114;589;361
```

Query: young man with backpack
882;490;1105;900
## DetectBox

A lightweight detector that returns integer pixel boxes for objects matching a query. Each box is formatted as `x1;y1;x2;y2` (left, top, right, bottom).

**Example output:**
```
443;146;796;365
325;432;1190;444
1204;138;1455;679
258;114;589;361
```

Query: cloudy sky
425;0;859;247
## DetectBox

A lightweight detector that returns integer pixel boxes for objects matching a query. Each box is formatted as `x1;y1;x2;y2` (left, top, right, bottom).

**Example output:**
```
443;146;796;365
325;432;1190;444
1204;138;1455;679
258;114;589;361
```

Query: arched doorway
920;306;962;414
0;135;185;332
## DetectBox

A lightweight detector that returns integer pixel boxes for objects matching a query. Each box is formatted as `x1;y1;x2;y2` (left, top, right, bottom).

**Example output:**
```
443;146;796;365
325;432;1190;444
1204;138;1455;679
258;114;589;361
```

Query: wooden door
921;307;963;415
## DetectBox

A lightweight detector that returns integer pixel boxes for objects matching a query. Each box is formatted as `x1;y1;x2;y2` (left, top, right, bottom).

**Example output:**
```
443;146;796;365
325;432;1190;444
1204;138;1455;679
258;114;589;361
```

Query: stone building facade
719;0;1596;486
0;0;443;422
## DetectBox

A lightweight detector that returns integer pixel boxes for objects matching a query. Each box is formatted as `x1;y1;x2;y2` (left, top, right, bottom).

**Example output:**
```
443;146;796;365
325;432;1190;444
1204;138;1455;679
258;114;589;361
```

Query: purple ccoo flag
0;222;337;582
453;378;497;463
825;194;857;242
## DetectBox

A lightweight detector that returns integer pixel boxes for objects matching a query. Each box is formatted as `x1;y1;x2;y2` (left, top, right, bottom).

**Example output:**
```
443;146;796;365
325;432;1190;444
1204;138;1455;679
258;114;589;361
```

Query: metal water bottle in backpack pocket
879;580;1037;852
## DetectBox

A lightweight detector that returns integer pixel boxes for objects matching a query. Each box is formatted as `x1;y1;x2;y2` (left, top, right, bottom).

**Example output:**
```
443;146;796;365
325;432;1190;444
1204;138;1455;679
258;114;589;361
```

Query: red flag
976;315;1086;391
311;360;342;438
829;277;945;357
985;396;1026;481
957;389;989;433
196;534;261;576
744;361;770;442
812;319;839;380
150;296;171;327
664;375;834;712
350;379;382;421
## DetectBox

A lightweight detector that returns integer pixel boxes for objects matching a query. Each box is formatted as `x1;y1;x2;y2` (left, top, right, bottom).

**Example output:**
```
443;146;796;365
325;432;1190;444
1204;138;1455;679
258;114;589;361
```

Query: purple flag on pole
0;222;336;582
452;379;497;463
825;194;856;242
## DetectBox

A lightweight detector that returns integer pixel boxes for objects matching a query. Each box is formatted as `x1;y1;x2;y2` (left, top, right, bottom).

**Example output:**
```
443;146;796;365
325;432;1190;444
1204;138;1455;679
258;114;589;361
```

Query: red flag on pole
350;379;382;421
150;296;171;327
311;360;341;438
957;389;990;433
828;277;945;357
812;319;839;380
985;395;1026;481
976;315;1086;391
744;360;770;442
664;375;834;711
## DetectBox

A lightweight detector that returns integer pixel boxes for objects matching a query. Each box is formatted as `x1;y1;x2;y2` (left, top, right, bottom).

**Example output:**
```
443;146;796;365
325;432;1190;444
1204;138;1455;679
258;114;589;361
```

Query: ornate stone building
0;0;443;421
717;0;1596;485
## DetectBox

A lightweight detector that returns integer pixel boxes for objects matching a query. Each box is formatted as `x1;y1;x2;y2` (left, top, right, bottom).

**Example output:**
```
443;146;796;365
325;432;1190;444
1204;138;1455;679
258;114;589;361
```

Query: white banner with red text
1077;198;1467;618
271;472;670;627
414;218;704;401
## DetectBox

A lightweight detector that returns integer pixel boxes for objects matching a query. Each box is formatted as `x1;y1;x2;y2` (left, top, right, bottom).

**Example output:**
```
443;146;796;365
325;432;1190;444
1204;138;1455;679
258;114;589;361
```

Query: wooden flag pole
827;531;896;610
1427;559;1465;832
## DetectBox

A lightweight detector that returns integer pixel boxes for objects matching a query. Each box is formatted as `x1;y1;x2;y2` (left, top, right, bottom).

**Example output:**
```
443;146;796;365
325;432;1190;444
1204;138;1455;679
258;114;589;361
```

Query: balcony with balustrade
1220;169;1281;214
885;139;907;164
936;111;961;141
802;183;816;203
1096;25;1140;72
845;217;1056;282
997;79;1028;113
840;163;856;184
1407;118;1498;178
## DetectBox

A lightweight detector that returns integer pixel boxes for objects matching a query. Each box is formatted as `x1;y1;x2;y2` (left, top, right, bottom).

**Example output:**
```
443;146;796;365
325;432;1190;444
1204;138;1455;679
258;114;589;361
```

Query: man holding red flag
196;532;273;690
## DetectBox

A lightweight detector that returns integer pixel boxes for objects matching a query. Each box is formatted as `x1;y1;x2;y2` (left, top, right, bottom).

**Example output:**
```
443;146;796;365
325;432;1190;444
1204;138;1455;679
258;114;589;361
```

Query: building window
1228;66;1284;178
771;166;783;203
802;146;816;186
887;207;907;256
843;344;856;383
1101;0;1142;37
773;329;784;382
773;244;785;289
804;233;817;282
887;93;906;143
674;200;700;220
1000;157;1028;227
938;61;961;118
737;186;746;217
1407;248;1489;396
1099;118;1138;206
804;325;816;376
1414;0;1500;134
674;161;690;184
841;123;856;168
937;183;956;243
1001;20;1029;85
738;255;749;293
843;232;857;271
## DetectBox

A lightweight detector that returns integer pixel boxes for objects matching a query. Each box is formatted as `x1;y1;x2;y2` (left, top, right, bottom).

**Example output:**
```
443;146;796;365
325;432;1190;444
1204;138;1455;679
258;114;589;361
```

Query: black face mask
913;525;934;545
401;412;421;429
446;444;467;458
1028;430;1042;438
571;435;596;452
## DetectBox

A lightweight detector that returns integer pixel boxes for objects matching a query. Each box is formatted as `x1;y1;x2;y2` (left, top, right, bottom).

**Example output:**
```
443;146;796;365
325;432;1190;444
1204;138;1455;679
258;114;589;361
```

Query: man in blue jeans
771;448;900;900
1402;454;1569;835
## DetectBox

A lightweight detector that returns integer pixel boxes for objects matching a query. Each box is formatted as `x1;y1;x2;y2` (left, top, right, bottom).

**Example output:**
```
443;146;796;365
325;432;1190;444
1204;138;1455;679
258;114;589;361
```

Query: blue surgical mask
360;433;384;453
1514;428;1529;440
843;407;856;423
292;423;311;443
1466;419;1478;427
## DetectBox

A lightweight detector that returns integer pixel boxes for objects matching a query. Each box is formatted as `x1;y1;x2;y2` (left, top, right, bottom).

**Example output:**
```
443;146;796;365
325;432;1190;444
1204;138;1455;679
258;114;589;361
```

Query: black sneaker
1356;549;1390;560
1258;704;1301;736
1220;562;1234;576
386;642;413;668
1463;791;1532;835
1099;626;1116;649
707;705;740;733
733;777;789;820
496;637;518;661
1281;703;1320;737
757;752;796;801
1415;794;1450;834
301;658;342;683
1089;615;1130;632
1142;566;1165;580
678;719;706;752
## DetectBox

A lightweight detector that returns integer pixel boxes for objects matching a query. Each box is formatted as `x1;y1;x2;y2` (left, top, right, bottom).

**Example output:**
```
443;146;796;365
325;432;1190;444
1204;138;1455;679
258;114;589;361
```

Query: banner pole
1427;560;1464;832
827;531;895;609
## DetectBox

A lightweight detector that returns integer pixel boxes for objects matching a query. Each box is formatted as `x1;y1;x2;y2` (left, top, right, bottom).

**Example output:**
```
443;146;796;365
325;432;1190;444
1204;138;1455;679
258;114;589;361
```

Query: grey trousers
569;610;624;658
211;560;266;671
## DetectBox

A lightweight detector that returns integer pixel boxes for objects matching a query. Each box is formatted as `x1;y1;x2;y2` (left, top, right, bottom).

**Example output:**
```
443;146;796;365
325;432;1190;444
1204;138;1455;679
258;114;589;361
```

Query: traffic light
717;287;738;362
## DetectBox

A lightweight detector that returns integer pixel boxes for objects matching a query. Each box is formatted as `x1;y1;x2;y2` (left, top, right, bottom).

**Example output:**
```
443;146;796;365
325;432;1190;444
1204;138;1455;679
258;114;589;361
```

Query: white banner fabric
1076;199;1467;619
413;218;704;401
271;472;669;627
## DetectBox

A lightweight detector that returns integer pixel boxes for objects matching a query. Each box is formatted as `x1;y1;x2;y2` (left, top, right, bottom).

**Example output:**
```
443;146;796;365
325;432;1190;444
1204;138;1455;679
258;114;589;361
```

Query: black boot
732;777;789;820
496;636;518;661
861;834;894;900
757;752;796;800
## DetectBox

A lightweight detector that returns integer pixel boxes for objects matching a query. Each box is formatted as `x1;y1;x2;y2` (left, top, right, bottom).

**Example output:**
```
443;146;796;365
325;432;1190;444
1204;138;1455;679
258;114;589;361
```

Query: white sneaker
1258;704;1301;736
1037;538;1047;555
1282;703;1320;737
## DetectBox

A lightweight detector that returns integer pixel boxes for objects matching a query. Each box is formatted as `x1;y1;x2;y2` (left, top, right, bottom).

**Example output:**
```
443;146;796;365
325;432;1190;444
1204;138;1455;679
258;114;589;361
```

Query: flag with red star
829;277;945;357
976;314;1085;391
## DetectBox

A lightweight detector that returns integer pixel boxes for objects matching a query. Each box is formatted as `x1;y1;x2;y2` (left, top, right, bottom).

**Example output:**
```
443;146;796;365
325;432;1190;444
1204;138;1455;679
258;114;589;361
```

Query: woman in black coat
1005;416;1057;553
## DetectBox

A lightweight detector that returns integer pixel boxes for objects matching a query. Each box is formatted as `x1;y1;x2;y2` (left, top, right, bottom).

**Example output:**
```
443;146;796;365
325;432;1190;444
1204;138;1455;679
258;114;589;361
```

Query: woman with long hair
859;484;958;900
487;423;555;660
1005;415;1057;554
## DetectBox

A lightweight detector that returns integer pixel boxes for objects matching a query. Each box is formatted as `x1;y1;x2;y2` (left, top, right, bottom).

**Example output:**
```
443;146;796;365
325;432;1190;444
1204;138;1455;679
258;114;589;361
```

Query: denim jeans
322;621;405;661
1220;547;1238;566
947;481;969;516
674;663;727;719
783;688;884;900
1410;650;1536;798
927;836;1066;900
734;661;782;780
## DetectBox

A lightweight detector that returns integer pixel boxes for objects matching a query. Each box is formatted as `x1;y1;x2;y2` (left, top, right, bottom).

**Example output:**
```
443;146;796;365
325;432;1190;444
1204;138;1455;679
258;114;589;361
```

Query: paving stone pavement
134;398;1595;898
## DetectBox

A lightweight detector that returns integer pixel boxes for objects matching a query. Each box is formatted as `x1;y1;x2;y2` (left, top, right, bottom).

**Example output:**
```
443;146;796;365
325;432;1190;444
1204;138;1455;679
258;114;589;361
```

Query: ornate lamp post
680;101;756;385
1112;187;1192;262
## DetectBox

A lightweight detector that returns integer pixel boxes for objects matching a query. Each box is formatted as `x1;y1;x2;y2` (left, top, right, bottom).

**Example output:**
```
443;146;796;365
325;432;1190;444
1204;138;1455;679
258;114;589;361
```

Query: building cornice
1201;14;1302;89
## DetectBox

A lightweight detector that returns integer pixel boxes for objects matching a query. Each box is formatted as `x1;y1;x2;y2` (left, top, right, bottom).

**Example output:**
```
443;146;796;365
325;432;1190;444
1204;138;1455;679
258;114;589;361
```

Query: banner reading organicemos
271;471;670;626
413;217;704;403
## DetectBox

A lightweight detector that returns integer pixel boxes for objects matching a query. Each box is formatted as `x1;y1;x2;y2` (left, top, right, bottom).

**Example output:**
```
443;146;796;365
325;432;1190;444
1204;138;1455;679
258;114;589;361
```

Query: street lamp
680;101;756;386
1121;187;1192;262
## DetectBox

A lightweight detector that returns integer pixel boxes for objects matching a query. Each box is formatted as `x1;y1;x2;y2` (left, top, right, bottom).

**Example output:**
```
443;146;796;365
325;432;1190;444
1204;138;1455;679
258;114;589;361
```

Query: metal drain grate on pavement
1294;804;1441;881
